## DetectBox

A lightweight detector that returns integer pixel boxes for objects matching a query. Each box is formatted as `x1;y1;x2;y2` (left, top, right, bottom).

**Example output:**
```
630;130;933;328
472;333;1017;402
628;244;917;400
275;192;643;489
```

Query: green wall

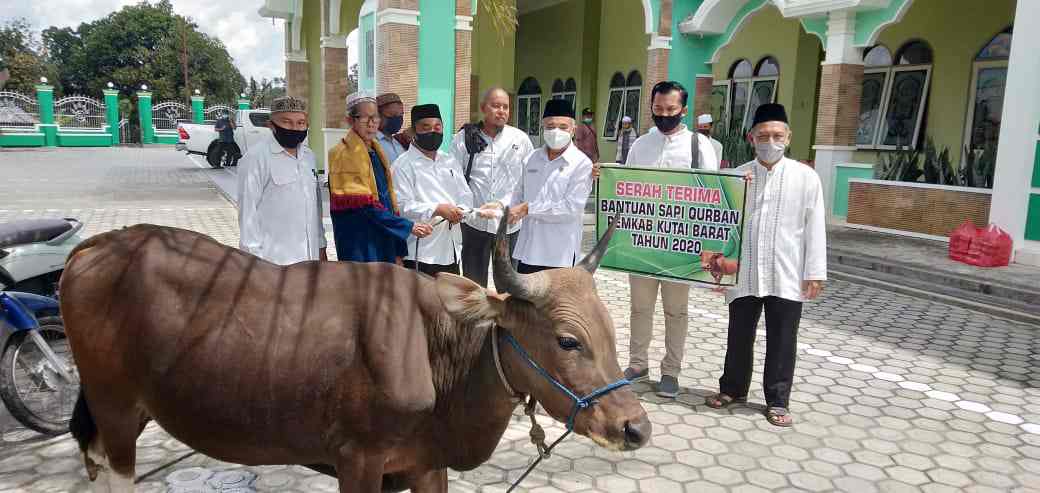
514;0;590;113
711;5;821;160
472;0;517;118
303;0;326;167
359;13;375;92
851;0;1016;165
595;0;649;161
419;0;457;137
833;164;874;217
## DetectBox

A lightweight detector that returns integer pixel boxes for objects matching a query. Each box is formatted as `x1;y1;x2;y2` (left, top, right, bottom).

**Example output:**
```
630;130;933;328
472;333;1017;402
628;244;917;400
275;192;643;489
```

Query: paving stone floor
0;148;1038;492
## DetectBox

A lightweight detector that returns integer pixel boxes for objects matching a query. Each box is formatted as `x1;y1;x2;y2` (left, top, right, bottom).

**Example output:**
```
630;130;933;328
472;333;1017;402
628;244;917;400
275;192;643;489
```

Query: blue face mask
382;115;404;135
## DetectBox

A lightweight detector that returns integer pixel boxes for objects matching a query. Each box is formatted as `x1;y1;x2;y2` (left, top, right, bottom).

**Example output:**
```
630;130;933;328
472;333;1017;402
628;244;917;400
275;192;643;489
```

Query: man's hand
412;223;433;238
509;202;529;224
395;257;404;266
319;247;328;262
463;123;488;155
435;204;464;224
591;162;601;179
802;280;824;300
744;170;753;183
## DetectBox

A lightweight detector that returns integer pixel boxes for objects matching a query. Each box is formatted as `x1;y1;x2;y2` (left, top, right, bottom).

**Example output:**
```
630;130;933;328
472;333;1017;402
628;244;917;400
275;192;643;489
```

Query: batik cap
376;92;403;108
346;91;377;112
270;96;307;115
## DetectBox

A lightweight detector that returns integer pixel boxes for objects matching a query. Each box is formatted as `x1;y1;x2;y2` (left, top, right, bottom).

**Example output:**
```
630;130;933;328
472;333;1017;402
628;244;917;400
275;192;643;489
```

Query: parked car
177;109;272;168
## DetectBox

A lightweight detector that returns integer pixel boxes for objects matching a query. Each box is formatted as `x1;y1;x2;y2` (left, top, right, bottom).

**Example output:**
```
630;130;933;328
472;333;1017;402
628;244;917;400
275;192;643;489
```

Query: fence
0;91;40;130
151;101;190;132
202;103;234;124
54;95;106;130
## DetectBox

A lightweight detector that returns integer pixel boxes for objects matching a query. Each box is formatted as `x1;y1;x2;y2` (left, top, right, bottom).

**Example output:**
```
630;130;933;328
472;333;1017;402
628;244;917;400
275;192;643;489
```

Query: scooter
0;290;78;435
0;218;84;299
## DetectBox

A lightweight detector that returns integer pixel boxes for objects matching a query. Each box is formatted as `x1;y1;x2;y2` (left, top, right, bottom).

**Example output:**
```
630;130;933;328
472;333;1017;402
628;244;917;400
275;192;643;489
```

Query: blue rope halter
498;329;631;492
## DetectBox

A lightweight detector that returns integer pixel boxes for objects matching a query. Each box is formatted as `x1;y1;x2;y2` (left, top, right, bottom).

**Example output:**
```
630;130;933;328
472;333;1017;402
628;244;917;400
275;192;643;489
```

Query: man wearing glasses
327;92;432;264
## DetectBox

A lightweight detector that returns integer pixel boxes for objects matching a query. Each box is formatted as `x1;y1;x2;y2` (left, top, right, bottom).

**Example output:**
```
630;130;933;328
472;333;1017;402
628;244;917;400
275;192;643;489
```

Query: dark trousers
719;296;803;409
219;141;240;166
517;262;553;274
402;260;459;277
461;223;517;288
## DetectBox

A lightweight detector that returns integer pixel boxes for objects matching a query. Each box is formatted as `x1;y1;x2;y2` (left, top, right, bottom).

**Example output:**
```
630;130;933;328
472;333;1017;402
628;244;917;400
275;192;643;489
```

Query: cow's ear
436;273;506;321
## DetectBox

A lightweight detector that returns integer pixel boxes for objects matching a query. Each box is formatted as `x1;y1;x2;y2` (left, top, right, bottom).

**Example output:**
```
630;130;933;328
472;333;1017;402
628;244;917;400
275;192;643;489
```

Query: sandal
765;407;793;427
705;393;746;409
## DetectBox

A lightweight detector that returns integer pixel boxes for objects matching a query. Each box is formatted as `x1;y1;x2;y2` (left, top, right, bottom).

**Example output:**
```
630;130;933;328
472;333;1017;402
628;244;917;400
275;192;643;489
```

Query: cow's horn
492;206;549;301
576;213;619;274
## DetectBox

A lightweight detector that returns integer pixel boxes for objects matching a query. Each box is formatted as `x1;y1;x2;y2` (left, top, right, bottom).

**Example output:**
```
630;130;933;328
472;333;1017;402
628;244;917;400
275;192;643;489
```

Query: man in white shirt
696;113;724;164
451;87;535;287
238;96;327;265
704;103;826;428
622;80;719;399
393;103;474;276
508;99;593;273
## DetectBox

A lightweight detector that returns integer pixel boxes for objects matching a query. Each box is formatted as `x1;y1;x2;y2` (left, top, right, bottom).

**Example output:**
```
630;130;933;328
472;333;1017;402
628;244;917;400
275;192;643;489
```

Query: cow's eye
558;337;582;351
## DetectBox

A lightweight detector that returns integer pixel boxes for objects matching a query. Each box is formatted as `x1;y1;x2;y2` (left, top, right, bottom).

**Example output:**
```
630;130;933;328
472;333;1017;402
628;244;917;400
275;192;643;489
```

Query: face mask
697;129;711;137
755;140;786;165
414;131;443;151
652;114;683;133
543;128;572;150
582;117;593;124
382;115;404;135
271;121;308;149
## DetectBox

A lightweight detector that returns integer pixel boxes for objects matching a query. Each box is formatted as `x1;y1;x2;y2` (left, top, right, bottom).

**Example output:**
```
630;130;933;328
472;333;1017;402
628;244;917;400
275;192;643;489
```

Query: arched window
551;77;577;109
517;77;542;136
965;27;1012;154
863;45;893;67
856;41;933;149
603;70;643;139
713;57;779;132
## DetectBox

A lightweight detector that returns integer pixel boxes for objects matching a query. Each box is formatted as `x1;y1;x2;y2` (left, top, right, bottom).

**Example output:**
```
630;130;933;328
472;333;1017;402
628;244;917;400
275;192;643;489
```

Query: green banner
595;165;747;286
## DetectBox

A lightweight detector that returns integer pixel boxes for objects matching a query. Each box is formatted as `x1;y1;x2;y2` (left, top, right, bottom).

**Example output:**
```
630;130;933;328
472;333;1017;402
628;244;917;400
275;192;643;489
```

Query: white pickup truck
177;109;272;168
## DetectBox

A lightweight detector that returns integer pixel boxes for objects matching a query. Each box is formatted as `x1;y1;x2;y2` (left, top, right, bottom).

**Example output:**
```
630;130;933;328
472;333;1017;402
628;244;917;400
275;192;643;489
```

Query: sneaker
623;367;649;382
656;375;680;398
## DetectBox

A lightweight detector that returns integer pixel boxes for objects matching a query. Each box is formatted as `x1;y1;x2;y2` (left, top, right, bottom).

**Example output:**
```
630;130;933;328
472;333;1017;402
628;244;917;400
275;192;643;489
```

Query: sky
3;0;359;82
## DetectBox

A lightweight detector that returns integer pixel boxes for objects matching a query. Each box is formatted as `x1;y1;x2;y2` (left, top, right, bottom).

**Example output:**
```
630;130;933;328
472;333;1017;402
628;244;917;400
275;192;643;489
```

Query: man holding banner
621;81;719;398
704;103;827;428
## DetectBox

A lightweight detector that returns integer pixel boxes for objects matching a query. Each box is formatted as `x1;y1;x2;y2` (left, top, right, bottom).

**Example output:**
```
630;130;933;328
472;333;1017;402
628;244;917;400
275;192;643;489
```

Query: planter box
847;178;991;239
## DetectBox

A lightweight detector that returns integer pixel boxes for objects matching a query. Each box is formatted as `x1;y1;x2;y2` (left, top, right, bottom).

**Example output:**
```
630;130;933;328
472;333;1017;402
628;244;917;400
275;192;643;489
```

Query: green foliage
712;123;755;167
874;147;923;182
245;76;286;109
962;143;997;188
922;138;959;186
4;1;245;103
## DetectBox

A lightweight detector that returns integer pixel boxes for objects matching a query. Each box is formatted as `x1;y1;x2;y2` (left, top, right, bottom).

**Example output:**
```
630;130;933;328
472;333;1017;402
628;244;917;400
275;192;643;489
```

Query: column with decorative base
137;91;154;144
36;84;57;147
191;95;205;124
811;10;863;219
103;89;119;145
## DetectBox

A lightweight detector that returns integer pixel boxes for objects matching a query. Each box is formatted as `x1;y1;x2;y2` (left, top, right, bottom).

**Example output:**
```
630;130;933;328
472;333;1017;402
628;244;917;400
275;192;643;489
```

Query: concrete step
828;249;1040;325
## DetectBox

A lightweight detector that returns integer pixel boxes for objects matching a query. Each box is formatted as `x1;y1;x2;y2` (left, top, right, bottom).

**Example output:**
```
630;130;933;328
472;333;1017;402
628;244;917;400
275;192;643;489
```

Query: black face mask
271;121;308;149
382;115;404;135
414;131;443;152
652;114;683;133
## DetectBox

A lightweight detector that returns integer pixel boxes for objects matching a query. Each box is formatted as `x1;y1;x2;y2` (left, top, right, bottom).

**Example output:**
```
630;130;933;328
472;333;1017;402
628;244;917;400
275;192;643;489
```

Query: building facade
260;0;1040;266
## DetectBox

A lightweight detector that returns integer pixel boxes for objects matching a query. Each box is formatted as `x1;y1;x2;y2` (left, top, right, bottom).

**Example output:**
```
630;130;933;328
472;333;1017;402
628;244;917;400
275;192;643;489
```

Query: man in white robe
703;103;827;427
238;96;327;265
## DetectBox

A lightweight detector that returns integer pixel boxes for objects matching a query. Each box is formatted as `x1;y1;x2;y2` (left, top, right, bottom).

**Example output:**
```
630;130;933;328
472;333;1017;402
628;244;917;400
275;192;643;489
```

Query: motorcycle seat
0;219;74;249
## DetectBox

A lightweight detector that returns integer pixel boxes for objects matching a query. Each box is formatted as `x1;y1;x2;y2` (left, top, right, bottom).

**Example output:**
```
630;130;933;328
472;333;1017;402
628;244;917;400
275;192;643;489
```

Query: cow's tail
70;387;102;480
70;387;96;453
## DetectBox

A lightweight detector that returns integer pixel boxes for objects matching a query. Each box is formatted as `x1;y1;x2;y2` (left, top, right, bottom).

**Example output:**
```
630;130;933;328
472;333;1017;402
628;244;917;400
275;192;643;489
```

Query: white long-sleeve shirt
726;157;827;304
237;138;326;265
392;146;474;265
511;144;593;268
625;124;719;171
450;124;534;234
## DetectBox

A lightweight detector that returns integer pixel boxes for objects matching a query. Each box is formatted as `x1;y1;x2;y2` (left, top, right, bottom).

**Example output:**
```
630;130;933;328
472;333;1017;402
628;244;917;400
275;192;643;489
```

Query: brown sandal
765;407;793;427
705;393;746;409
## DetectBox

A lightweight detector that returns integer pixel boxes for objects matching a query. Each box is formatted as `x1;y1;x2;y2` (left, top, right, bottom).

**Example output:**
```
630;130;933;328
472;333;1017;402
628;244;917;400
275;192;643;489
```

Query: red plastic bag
966;224;1013;267
949;221;978;263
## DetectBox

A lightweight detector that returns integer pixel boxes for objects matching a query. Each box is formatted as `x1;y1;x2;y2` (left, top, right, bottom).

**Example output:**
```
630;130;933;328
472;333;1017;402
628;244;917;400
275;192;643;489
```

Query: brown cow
60;212;649;492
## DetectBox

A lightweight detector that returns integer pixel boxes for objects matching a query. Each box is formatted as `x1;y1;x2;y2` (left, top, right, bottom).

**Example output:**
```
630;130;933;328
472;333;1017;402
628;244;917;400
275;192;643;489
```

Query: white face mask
543;128;572;150
755;141;786;165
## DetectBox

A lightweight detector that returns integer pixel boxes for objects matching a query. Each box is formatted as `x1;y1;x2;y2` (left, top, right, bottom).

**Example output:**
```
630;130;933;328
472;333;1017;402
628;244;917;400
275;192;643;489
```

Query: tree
347;63;359;94
0;18;58;94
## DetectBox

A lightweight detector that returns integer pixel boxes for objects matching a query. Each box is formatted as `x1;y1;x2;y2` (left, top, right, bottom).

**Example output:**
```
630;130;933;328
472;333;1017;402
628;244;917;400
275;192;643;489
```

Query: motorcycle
0;218;84;298
0;291;78;435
